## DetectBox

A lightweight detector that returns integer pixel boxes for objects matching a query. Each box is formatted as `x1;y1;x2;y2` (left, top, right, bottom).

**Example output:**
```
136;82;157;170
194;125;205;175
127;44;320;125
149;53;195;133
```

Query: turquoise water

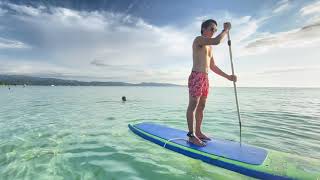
1;86;320;179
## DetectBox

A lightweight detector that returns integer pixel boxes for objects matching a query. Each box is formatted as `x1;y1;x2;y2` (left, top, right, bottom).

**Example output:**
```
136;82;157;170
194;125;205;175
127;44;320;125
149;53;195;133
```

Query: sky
0;0;320;87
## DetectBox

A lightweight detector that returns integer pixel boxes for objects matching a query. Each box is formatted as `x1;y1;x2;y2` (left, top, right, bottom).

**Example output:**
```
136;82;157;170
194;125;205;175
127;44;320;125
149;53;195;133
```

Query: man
186;19;237;146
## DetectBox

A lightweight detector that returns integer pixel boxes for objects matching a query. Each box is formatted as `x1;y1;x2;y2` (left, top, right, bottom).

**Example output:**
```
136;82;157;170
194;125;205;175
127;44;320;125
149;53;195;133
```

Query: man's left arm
210;57;236;81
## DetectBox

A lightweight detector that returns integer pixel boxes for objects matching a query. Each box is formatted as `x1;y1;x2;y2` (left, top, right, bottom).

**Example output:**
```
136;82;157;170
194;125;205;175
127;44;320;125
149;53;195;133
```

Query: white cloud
0;37;30;49
0;7;7;16
299;0;320;25
257;66;320;75
252;66;320;87
243;22;320;55
300;0;320;16
273;0;291;14
0;60;70;76
6;3;44;16
0;58;191;83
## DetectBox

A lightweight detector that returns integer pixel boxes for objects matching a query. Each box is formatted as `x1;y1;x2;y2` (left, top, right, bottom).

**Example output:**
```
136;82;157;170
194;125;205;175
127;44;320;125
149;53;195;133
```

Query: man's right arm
195;30;228;46
195;22;231;46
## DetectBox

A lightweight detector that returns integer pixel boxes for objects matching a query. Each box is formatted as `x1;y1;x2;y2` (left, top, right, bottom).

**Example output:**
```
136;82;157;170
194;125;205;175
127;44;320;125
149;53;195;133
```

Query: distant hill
0;75;182;87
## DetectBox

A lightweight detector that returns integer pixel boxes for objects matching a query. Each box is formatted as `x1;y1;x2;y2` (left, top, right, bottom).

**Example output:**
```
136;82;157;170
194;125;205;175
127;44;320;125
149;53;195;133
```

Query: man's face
203;23;217;38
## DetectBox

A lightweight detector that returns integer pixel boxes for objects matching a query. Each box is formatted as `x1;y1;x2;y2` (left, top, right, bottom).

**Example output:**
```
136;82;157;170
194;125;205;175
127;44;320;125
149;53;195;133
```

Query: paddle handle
227;32;242;144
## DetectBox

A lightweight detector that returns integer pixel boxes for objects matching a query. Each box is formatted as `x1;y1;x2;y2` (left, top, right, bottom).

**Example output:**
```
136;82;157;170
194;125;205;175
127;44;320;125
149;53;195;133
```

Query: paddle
227;31;242;144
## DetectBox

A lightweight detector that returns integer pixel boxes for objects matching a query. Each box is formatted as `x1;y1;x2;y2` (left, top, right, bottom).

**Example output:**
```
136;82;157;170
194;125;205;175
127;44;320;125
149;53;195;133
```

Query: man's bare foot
188;136;206;147
195;132;211;141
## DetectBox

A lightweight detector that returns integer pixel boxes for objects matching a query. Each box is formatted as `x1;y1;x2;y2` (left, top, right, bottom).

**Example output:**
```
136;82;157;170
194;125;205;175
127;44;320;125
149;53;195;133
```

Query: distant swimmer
122;96;127;102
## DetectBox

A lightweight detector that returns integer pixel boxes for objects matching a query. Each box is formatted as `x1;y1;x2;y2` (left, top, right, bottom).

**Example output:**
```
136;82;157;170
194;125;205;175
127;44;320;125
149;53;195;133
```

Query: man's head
201;19;217;38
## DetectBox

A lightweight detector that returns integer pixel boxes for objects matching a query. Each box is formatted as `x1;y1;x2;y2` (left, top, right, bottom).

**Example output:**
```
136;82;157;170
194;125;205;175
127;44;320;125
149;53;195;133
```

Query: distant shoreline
0;74;182;87
1;75;319;88
1;84;319;89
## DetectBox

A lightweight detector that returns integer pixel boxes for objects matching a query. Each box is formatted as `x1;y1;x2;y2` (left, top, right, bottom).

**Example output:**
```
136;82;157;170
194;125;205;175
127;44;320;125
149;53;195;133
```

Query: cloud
273;0;291;14
257;66;320;75
0;58;190;83
0;60;71;76
90;59;112;67
90;59;144;73
6;3;45;16
299;0;320;24
2;4;191;63
230;1;320;56
243;22;320;54
0;7;7;16
0;37;30;49
300;0;320;16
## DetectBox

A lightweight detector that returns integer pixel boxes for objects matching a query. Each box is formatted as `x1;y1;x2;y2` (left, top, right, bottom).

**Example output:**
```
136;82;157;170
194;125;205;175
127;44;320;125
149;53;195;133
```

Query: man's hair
201;19;217;35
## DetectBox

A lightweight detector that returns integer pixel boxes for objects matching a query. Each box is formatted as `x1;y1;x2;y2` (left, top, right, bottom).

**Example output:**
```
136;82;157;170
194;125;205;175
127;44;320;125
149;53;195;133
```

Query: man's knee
197;102;206;111
188;99;199;111
188;103;198;112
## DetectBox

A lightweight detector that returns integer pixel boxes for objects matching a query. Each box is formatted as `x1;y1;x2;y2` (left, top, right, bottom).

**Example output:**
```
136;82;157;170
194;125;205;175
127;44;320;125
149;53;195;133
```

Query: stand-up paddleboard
129;122;320;180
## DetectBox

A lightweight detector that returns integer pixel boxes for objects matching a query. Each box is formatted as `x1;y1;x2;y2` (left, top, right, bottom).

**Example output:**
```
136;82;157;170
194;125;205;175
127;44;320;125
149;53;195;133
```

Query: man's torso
192;38;212;73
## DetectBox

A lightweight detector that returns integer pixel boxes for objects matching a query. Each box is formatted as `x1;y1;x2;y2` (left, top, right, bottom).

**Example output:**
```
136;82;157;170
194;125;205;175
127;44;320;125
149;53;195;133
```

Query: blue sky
0;0;320;87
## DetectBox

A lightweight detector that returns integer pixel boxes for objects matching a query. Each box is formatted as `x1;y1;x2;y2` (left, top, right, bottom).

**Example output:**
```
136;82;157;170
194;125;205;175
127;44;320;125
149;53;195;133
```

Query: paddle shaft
227;32;242;144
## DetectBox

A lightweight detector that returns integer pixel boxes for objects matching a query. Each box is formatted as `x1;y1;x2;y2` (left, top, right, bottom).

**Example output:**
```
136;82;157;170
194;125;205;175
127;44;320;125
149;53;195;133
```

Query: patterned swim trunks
188;71;209;97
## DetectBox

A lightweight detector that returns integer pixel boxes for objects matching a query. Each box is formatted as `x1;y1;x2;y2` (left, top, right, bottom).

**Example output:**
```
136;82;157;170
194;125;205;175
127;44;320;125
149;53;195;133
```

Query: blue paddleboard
129;122;314;179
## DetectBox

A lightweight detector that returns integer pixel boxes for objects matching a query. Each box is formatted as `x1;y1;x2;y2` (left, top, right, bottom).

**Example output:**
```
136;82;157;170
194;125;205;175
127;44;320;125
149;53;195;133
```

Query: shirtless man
186;19;237;146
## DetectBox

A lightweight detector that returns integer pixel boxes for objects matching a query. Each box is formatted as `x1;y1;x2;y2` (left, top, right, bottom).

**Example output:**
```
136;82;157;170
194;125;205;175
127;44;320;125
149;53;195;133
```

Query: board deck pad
133;122;267;165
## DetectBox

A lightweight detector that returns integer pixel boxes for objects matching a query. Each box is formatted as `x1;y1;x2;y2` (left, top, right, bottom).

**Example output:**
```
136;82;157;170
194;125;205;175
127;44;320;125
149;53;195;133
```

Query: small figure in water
122;96;127;102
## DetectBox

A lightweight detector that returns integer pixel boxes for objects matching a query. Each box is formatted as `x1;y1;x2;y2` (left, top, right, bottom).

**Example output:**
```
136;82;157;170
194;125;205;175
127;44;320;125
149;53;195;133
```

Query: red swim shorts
188;71;209;97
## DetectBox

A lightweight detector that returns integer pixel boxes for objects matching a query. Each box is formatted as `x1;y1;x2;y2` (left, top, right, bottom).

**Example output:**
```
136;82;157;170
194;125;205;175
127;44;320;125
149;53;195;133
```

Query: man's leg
186;95;205;146
195;96;211;140
186;95;199;133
